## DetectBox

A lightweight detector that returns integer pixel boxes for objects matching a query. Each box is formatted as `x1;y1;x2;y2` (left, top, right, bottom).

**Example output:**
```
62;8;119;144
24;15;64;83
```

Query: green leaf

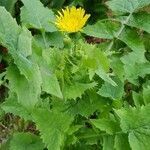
0;8;42;109
21;0;56;32
103;135;114;150
143;86;150;105
75;128;100;147
119;12;150;33
123;62;150;84
41;67;63;99
34;32;64;48
42;48;65;73
118;27;145;52
0;6;19;47
107;0;150;14
0;7;41;82
6;65;41;109
121;53;148;84
67;92;107;117
121;50;146;66
110;55;125;81
9;132;44;150
132;91;144;107
66;125;81;145
116;106;150;132
13;54;42;85
32;109;73;150
95;68;117;86
82;44;111;83
116;105;150;150
0;0;17;15
83;46;110;72
18;27;32;57
114;134;131;150
91;118;120;135
83;20;120;39
98;77;124;100
1;93;32;121
129;129;150;150
63;82;97;100
45;32;64;48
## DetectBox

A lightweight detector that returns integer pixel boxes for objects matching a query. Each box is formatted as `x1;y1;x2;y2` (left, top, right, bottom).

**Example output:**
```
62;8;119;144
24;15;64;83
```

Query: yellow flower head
55;6;90;33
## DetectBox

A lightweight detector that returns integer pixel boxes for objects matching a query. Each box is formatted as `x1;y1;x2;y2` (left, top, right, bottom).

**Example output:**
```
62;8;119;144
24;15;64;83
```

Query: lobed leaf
116;105;150;150
1;93;32;121
21;0;57;32
63;82;97;100
107;0;150;14
91;118;120;135
41;67;63;99
0;0;17;15
83;20;120;39
9;132;44;150
118;12;150;33
98;77;124;100
6;65;41;109
32;109;73;150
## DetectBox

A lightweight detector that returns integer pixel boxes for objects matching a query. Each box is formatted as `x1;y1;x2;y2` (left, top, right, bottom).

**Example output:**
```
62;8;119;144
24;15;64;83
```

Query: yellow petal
55;6;90;33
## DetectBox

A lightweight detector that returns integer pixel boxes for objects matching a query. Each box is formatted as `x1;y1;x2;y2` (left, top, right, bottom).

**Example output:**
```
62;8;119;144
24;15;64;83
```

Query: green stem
41;30;48;49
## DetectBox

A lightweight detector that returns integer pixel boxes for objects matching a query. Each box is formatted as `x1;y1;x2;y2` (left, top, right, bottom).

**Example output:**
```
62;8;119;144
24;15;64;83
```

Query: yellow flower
55;6;90;33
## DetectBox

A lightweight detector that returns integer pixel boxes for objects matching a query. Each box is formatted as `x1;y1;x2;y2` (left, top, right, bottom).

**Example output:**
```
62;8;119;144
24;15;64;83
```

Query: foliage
0;0;150;149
